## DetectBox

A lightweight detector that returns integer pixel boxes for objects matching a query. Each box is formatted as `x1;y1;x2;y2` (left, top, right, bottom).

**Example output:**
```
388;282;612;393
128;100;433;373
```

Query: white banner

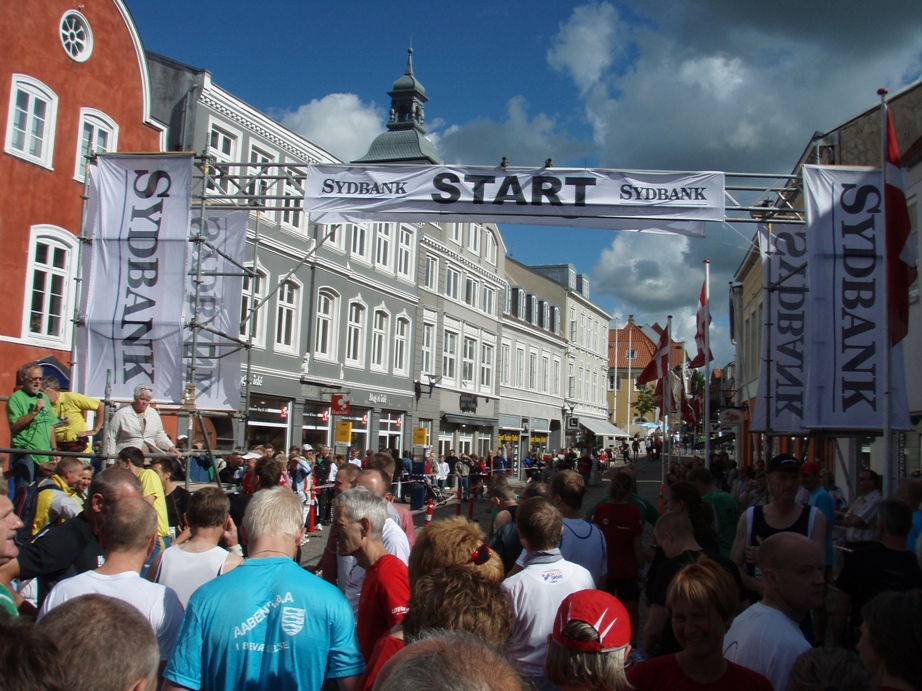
802;165;910;430
751;223;811;433
76;154;193;402
304;165;725;237
183;209;248;410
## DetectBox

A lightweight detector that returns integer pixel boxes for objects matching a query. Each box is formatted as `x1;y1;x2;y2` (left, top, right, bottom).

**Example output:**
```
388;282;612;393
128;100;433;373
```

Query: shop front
245;394;292;450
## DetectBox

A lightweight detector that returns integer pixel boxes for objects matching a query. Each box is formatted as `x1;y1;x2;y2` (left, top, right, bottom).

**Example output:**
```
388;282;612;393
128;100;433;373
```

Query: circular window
60;11;93;62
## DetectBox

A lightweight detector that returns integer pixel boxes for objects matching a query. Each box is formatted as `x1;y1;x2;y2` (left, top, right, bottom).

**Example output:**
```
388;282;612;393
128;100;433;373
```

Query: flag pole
665;315;673;485
878;87;894;498
703;260;711;469
613;317;619;429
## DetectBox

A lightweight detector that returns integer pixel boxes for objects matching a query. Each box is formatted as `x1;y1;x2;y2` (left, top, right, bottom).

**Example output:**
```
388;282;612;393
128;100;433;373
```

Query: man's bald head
102;497;157;553
356;468;389;498
759;532;826;617
759;532;819;571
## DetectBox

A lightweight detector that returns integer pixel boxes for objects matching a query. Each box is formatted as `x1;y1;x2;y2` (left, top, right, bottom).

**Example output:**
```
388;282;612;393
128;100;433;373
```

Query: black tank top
746;504;814;577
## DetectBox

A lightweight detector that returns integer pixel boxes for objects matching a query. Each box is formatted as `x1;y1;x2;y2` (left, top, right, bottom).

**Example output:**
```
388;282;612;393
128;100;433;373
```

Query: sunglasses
467;544;492;566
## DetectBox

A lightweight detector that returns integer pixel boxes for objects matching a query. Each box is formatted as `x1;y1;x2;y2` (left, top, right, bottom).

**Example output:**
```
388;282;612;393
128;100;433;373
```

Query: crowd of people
2;360;922;690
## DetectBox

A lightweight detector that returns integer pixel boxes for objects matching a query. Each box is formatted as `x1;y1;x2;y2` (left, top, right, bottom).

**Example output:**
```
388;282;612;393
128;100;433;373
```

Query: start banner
76;154;193;403
802;165;910;430
304;164;725;237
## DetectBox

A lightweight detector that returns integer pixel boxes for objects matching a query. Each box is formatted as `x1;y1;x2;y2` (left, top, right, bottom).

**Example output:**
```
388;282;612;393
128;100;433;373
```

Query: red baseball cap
552;590;631;653
801;461;821;475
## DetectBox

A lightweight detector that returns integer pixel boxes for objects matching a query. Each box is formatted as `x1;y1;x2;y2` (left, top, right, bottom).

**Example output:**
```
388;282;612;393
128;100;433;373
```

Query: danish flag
688;280;712;368
636;324;671;386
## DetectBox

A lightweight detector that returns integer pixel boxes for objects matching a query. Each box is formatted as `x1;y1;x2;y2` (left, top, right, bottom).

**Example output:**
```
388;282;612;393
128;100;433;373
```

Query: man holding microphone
6;362;58;496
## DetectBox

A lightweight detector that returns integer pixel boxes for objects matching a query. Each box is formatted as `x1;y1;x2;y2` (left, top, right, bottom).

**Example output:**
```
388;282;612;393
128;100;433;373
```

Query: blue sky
126;1;922;365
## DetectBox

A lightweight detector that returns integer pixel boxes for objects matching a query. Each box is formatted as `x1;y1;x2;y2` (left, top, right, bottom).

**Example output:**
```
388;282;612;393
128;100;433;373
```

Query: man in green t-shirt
6;362;58;495
0;477;23;618
689;465;739;557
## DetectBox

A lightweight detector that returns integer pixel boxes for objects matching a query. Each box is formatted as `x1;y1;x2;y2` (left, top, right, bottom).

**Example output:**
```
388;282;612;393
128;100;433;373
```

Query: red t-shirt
357;633;405;691
356;554;409;661
627;654;773;691
592;501;642;579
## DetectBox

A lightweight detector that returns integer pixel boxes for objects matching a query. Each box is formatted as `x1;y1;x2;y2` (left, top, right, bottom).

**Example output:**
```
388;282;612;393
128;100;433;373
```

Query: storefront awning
580;418;629;437
443;413;499;428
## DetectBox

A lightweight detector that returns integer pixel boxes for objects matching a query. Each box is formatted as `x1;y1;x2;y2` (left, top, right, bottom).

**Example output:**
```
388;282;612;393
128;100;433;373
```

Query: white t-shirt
502;550;595;677
38;570;184;660
338;519;410;616
154;544;231;607
724;601;810;691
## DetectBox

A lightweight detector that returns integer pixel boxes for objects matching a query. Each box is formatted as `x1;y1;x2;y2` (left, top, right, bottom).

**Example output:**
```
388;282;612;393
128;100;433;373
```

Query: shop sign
240;374;263;388
331;394;351;416
369;393;388;404
499;432;518;443
531;434;548;444
460;393;478;413
413;427;429;446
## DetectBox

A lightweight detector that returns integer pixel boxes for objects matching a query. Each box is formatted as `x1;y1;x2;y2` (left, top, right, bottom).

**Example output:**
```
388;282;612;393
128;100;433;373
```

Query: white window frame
468;223;481;254
74;108;117;182
464;276;478;308
240;264;268;349
274;278;301;354
246;143;275;204
351;224;371;264
314;288;339;361
462;336;476;386
421;322;435;375
6;75;58;170
370;308;390;372
442;330;458;383
319;223;345;252
424;255;439;291
481;286;495;316
206;120;239;195
450;223;462;245
393;316;410;375
445;267;460;300
21;225;77;347
279;165;305;234
345;300;367;367
397;225;414;280
484;230;497;265
500;343;511;386
516;347;525;389
480;343;494;391
542;355;550;393
530;296;539;325
553;359;561;396
374;222;392;271
529;351;538;390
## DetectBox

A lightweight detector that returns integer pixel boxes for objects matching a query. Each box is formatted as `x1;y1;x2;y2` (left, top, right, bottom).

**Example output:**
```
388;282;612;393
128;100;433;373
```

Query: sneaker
314;523;323;532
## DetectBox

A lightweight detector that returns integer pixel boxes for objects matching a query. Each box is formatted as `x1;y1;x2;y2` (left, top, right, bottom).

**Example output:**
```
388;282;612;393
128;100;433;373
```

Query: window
568;363;576;397
578;367;584;399
504;285;512;315
592;371;598;403
462;337;476;385
464;277;477;307
280;167;303;231
539;302;549;329
626;349;637;360
346;302;366;365
314;289;338;360
371;309;389;370
515;348;525;388
240;267;267;347
517;291;526;320
551;306;560;334
530;296;538;325
443;331;458;382
394;317;410;375
484;231;497;265
74;109;116;181
450;223;462;244
275;280;299;352
6;75;58;169
480;344;494;389
553;359;561;396
529;352;537;390
374;222;392;269
468;223;481;254
500;343;511;386
421;323;435;375
542;356;550;393
397;226;414;279
445;267;460;300
424;255;438;290
481;286;495;316
60;11;93;62
569;308;577;341
247;145;274;199
319;223;345;252
23;227;76;344
351;224;369;262
207;124;237;194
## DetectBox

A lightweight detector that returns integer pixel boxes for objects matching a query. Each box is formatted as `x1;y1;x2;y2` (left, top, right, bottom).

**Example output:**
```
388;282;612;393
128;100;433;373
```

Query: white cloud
547;2;623;95
277;93;384;163
677;55;745;101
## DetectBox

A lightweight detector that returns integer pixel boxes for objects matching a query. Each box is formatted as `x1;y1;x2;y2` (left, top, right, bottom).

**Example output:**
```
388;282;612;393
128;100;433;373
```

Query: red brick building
0;1;163;446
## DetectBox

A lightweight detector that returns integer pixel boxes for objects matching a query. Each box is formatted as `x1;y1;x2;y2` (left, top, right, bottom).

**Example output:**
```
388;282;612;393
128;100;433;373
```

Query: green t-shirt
7;388;55;452
703;488;739;557
0;582;18;619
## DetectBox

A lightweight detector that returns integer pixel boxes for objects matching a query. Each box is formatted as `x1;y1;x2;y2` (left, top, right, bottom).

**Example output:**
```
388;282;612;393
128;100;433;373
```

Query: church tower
353;48;442;164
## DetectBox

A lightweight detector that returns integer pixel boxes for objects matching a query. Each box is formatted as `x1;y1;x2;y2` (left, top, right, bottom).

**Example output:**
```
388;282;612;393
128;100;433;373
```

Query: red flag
637;324;671;385
884;109;917;345
688;280;712;368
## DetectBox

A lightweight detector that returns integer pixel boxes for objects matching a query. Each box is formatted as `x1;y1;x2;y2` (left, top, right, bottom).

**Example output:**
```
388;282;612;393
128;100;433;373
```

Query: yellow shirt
31;474;81;535
138;468;170;538
50;391;100;451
